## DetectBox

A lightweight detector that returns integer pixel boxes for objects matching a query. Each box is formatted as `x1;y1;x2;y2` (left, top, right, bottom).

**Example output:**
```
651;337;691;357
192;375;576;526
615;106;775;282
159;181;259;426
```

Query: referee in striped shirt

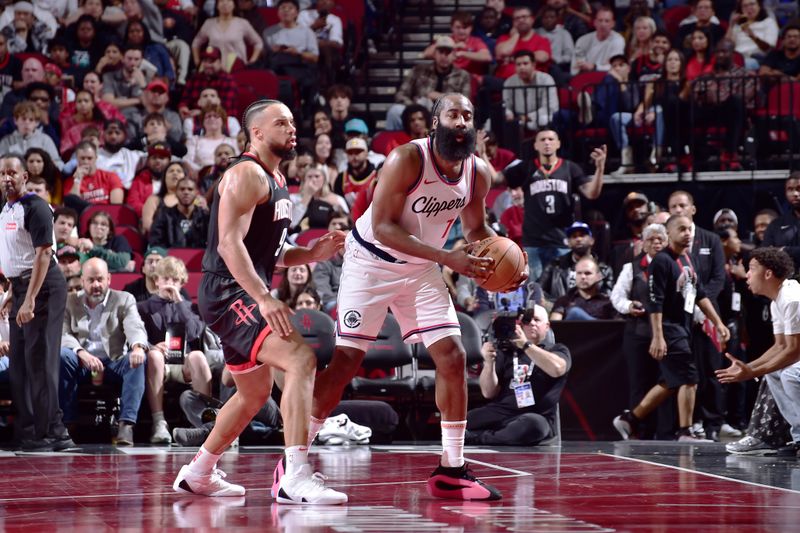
0;155;74;451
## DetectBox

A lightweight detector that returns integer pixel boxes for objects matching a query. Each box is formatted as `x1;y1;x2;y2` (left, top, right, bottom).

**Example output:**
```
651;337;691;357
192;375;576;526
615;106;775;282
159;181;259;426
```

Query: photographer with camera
465;305;571;446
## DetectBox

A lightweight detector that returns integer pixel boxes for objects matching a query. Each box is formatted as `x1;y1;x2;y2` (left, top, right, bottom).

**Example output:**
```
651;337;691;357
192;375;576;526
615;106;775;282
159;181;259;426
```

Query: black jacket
137;295;206;350
691;224;726;307
149;205;210;250
540;252;615;301
762;210;800;268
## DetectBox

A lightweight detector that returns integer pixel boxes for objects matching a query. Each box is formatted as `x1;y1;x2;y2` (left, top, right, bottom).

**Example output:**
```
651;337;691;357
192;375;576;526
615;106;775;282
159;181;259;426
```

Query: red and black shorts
198;273;272;374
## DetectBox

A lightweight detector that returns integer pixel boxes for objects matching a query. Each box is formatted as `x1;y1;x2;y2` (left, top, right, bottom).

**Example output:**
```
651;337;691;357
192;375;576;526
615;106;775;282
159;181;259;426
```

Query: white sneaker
317;414;372;445
275;464;348;505
173;464;246;497
726;435;774;455
720;423;743;438
691;422;706;439
151;420;172;444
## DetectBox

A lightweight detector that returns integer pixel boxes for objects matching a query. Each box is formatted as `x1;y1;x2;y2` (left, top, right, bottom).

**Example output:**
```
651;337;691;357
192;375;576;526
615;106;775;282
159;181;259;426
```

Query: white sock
284;445;309;477
188;446;221;476
441;420;466;468
152;411;165;425
307;416;326;448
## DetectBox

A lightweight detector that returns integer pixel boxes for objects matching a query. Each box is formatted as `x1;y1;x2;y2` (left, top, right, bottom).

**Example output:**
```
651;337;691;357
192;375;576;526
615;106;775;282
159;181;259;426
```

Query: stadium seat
131;251;143;273
115;225;143;254
372;131;410;156
109;272;142;291
79;204;139;236
232;69;280;118
350;314;416;399
184;272;203;304
662;5;692;39
294;228;328;247
415;312;486;408
290;309;336;368
258;6;279;26
168;248;205;272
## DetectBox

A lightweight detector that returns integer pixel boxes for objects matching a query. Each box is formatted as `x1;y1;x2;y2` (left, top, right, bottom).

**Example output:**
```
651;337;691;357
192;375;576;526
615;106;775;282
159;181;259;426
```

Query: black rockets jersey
202;152;292;286
504;157;591;248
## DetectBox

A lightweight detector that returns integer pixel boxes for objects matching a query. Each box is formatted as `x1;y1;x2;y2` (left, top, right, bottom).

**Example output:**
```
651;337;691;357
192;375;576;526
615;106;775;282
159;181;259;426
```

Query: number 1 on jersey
441;218;456;239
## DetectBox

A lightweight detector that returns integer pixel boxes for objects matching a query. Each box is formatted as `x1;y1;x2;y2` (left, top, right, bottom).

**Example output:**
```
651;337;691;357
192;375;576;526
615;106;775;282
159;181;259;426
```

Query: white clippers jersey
354;137;476;265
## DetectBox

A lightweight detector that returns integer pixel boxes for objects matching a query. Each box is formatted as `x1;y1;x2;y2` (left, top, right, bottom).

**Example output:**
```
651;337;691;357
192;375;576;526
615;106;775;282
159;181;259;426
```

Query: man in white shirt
570;7;624;75
503;50;558;131
717;247;800;454
96;119;145;189
297;0;342;87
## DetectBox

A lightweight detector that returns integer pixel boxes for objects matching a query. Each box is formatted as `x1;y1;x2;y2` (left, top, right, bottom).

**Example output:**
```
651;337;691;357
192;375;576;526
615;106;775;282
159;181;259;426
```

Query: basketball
470;236;527;292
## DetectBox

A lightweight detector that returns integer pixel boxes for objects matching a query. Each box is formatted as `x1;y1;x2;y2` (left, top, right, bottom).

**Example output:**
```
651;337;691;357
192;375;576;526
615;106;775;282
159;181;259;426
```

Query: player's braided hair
241;98;282;143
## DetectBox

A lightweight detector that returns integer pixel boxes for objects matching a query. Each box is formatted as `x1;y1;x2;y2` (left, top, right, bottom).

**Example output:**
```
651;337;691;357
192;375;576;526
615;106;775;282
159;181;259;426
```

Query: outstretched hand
716;352;754;384
310;230;346;262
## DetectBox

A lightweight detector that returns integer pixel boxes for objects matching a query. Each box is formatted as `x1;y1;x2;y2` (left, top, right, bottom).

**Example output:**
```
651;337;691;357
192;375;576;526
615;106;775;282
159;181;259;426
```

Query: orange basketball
470;236;527;292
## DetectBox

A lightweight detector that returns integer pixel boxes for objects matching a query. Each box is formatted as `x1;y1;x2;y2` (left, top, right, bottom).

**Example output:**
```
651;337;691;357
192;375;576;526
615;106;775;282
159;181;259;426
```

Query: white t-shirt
771;279;800;336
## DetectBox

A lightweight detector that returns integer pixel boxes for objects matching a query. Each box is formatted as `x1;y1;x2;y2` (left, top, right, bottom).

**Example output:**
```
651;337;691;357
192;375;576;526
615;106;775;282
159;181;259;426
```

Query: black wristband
522;341;533;351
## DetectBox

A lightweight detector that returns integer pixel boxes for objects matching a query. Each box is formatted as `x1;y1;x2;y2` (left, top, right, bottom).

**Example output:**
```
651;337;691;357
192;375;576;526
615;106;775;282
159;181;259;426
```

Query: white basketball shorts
336;233;461;352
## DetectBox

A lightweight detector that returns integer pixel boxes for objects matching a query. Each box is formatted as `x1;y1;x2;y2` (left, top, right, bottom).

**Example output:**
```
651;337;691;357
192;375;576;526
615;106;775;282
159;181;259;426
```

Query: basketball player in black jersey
172;99;348;505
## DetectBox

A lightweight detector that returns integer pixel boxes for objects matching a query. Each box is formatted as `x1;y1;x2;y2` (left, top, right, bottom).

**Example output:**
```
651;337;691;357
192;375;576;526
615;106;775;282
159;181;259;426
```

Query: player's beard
269;140;297;161
434;125;477;161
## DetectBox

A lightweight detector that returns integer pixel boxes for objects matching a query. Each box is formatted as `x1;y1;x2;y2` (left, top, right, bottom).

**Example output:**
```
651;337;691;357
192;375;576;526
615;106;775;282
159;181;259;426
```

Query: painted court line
602;452;800;496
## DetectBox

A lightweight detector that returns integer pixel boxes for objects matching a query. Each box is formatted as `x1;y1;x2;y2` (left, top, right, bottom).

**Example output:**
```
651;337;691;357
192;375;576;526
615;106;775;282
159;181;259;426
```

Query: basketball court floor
2;441;799;531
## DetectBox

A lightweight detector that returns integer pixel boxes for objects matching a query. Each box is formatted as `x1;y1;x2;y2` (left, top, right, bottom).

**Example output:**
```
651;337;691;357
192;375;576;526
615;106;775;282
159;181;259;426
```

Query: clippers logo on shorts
229;299;258;326
411;196;467;218
343;310;362;328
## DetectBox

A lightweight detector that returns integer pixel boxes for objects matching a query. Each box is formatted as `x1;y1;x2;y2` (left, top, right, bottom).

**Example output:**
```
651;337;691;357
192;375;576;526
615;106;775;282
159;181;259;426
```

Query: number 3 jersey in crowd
199;152;292;372
352;137;476;265
503;157;590;248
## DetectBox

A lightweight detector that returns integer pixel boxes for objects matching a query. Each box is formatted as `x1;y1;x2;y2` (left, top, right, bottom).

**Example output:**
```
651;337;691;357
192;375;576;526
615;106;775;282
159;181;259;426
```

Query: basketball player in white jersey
717;247;800;446
270;93;526;501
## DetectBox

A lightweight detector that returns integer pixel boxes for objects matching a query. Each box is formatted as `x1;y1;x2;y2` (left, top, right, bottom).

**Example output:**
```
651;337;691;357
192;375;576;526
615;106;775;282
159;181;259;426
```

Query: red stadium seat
258;7;279;26
109;273;141;291
485;187;505;211
294;228;328;247
232;69;280;118
185;272;203;304
131;251;143;273
168;248;205;272
662;5;692;39
372;131;410;156
79;204;139;236
115;225;144;254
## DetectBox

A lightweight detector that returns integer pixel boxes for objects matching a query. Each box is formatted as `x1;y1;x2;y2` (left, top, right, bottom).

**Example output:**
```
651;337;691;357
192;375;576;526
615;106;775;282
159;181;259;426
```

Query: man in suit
59;258;149;445
668;190;727;440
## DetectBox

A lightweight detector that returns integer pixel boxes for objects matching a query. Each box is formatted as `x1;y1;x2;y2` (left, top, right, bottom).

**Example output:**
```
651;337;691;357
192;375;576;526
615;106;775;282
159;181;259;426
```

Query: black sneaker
426;463;502;501
19;438;55;452
51;435;76;451
776;442;800;457
612;410;638;440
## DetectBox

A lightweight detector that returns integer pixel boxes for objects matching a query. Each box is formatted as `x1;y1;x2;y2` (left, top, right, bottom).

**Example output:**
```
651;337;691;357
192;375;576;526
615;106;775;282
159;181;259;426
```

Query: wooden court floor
2;441;799;531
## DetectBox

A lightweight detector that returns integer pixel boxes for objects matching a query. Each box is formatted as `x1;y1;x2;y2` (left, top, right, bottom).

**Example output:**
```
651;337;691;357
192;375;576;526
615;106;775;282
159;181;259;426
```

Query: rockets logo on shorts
343;310;362;328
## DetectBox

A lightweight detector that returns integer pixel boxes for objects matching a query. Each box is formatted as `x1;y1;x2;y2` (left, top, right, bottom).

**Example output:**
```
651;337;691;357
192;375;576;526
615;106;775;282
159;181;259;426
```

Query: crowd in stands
1;0;800;447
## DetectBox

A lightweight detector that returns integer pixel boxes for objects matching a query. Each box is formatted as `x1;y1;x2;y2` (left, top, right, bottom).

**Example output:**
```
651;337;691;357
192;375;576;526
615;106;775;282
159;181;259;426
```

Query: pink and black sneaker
271;456;286;498
426;463;502;501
